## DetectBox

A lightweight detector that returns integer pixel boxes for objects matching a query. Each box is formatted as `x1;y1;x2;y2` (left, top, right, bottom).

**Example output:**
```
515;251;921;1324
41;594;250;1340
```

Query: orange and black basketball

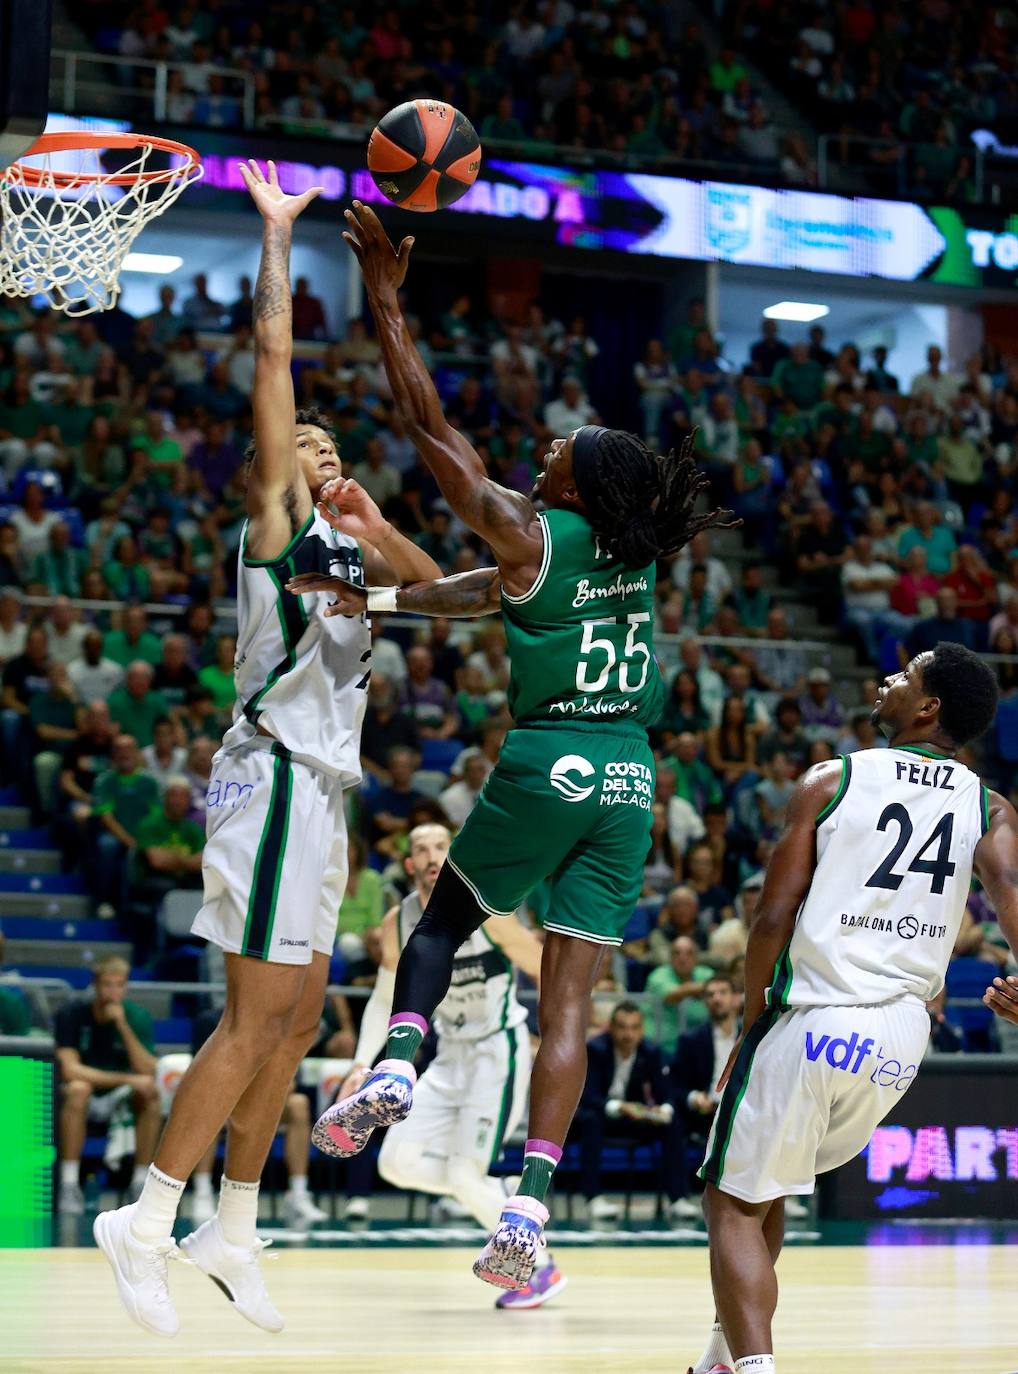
367;100;481;213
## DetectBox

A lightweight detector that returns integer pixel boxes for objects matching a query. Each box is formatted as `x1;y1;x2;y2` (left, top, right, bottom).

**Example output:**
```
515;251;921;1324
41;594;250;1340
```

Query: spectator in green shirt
63;320;107;378
455;663;492;736
664;732;725;811
709;47;749;95
108;661;170;747
28;520;87;597
102;535;152;603
134;410;183;487
728;563;771;635
29;661;79;807
896;501;958;576
54;953;158;1213
480;94;526;141
92;733;161;911
50;379;95;448
104;605;162;668
772;343;824;410
197;633;237;713
132;778;205;932
644;935;714;1053
0;373;46;441
337;834;384;967
936;413;986;501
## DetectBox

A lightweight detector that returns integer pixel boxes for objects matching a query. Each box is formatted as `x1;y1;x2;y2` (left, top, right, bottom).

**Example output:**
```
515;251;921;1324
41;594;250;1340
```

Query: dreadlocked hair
243;405;337;466
585;429;738;569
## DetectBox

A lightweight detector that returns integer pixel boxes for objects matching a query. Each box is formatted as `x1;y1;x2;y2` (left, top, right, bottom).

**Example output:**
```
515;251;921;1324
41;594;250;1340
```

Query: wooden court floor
2;1244;1015;1372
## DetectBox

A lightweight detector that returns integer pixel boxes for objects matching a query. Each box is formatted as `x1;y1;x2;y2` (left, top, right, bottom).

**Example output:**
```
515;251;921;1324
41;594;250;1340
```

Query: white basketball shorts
380;1021;531;1175
191;740;348;965
699;997;931;1202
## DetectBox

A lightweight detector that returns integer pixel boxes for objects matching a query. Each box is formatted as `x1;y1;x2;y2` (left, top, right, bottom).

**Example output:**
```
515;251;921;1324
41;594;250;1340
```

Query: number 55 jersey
444;506;663;947
774;744;989;1009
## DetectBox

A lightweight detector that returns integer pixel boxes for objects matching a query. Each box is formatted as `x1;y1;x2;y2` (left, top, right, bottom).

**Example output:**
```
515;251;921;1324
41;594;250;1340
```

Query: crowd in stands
66;0;810;178
0;272;1016;1138
723;0;1012;198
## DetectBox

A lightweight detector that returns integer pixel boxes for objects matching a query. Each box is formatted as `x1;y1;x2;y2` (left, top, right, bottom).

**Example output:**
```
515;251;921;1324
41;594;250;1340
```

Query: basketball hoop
0;132;203;316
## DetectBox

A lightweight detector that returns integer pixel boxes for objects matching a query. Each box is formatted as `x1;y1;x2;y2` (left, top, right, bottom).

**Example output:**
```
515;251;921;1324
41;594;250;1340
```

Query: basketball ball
367;100;481;213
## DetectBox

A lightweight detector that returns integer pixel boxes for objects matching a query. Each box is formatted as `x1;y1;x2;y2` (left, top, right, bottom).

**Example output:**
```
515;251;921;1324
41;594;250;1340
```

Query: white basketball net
0;141;203;316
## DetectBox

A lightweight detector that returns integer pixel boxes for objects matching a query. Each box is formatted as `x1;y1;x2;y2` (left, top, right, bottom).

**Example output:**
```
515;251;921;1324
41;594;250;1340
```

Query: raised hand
238;159;324;224
342;200;415;300
316;476;388;544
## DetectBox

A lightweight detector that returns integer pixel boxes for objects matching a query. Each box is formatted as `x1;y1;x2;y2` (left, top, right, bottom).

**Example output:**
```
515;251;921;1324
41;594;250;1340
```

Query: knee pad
412;863;486;945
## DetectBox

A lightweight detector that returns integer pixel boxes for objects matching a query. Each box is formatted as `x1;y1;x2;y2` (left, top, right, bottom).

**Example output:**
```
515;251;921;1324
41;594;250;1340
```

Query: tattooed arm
238;159;323;561
286;567;502;619
341;202;543;598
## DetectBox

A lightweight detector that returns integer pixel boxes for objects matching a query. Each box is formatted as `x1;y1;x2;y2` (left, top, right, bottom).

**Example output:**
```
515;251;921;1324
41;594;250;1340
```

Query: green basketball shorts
447;721;655;946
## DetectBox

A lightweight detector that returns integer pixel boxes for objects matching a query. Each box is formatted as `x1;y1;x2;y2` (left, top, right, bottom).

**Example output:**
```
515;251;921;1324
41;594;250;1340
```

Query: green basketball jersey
501;508;664;726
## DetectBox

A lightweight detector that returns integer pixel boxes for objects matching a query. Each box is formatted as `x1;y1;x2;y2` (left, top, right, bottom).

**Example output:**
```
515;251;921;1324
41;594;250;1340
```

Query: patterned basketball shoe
312;1062;415;1158
473;1195;548;1291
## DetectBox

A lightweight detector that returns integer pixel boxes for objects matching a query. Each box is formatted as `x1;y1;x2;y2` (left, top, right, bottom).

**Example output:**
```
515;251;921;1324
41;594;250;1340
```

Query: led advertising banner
128;121;1018;289
822;1061;1018;1220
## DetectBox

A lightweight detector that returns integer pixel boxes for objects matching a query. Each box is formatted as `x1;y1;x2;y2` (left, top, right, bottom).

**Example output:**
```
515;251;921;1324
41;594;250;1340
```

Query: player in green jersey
297;202;734;1291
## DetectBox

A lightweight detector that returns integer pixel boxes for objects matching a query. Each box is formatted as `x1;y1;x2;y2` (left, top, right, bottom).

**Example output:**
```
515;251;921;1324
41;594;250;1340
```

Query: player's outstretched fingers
353;200;388;245
342;229;365;263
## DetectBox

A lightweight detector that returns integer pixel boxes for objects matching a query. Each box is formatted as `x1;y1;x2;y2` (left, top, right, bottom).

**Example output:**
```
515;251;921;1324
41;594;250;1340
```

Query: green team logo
549;754;596;802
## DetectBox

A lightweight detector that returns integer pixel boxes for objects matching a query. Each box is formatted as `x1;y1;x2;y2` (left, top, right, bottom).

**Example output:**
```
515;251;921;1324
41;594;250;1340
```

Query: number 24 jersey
775;744;989;1009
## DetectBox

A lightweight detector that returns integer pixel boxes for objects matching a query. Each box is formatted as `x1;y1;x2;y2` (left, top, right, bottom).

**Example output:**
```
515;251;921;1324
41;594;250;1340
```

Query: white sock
192;1172;213;1199
61;1161;80;1187
288;1175;308;1198
735;1357;775;1372
131;1163;148;1189
692;1322;733;1373
218;1175;260;1247
130;1164;185;1242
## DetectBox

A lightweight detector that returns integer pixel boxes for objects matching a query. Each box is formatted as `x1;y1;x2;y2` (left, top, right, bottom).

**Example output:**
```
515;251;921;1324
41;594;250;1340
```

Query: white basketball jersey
221;509;371;784
399;891;528;1043
774;745;988;1009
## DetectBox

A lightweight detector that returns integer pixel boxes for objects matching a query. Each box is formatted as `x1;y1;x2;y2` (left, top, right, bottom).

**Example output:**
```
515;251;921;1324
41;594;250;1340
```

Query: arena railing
817;133;988;203
47;49;1011;209
13;597;1018;672
9;976;1005;1055
50;49;256;129
49;48;805;189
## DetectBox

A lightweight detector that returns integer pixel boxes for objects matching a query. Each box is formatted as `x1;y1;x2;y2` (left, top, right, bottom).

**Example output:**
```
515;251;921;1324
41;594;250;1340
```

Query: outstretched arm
977;792;1018;1025
239;160;323;561
342;202;543;593
717;760;839;1089
286;567;501;619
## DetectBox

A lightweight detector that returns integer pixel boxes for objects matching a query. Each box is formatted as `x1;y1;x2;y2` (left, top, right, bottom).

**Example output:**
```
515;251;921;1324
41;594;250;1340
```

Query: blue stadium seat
152;1016;194;1047
0;827;57;849
1;916;114;942
945;957;1000;1052
0;873;87;895
419;738;464;773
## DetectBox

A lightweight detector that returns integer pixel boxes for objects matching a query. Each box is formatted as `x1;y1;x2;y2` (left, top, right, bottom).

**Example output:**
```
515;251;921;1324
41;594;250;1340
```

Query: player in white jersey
687;642;1018;1374
338;824;567;1309
94;161;441;1339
